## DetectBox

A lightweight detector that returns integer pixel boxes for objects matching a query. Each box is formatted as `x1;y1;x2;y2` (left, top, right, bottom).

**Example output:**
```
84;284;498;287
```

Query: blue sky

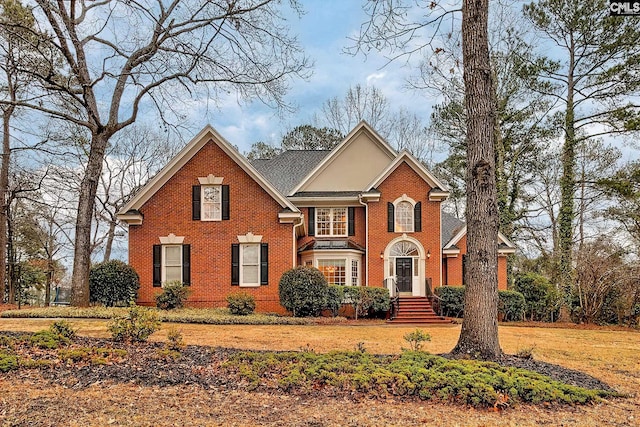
184;1;435;153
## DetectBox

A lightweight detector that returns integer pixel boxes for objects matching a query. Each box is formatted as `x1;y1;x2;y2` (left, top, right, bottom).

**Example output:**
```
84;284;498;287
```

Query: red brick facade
121;124;513;312
128;138;294;313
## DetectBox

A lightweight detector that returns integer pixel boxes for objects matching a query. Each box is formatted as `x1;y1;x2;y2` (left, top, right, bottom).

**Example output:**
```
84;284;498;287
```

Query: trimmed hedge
89;260;139;307
226;292;256;315
279;267;328;317
434;286;526;321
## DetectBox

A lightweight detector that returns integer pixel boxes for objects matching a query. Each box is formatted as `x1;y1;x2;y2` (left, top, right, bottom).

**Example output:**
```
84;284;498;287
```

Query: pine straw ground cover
0;319;638;426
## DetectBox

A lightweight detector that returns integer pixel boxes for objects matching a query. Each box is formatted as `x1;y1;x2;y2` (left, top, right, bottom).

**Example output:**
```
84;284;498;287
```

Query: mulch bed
1;332;615;396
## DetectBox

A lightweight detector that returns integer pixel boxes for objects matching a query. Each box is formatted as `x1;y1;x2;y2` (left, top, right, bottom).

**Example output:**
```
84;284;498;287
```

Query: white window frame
392;194;416;233
239;243;260;287
315;207;348;237
302;252;362;286
201;184;222;221
162;244;182;284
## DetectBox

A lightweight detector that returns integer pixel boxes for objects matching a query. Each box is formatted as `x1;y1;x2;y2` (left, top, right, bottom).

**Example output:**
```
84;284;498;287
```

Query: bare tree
0;0;310;306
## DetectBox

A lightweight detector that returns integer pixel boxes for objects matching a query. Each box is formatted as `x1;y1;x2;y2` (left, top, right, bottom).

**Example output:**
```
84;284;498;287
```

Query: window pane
316;208;331;236
351;260;358;286
165;266;182;282
332;208;347;235
165;246;181;266
242;244;259;264
395;201;414;232
317;259;346;285
202;185;221;220
243;265;259;283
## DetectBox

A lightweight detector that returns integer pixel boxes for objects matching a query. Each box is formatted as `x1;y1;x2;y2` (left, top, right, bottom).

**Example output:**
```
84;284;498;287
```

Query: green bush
30;330;70;349
498;290;526;322
434;286;465;318
344;286;391;319
403;329;431;351
326;285;344;317
0;350;18;372
513;273;561;321
49;320;77;340
155;281;190;310
226;292;256;315
89;260;140;307
108;304;161;343
279;267;328;317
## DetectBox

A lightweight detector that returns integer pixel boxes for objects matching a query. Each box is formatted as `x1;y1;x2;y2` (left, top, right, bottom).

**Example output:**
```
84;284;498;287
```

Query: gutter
358;194;369;286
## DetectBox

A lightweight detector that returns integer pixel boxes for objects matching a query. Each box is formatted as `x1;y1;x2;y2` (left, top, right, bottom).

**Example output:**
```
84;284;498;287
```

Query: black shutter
153;245;162;287
222;185;230;220
192;185;201;220
308;207;315;236
231;243;240;285
387;202;394;232
260;243;268;285
414;202;422;232
182;244;191;286
348;207;355;236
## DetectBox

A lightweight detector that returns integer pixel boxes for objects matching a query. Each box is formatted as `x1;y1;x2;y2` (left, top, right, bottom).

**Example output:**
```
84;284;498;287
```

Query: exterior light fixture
427;249;431;259
380;251;384;259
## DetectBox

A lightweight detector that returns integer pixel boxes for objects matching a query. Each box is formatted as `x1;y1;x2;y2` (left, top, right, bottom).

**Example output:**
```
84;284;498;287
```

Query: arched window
395;201;414;232
390;241;419;257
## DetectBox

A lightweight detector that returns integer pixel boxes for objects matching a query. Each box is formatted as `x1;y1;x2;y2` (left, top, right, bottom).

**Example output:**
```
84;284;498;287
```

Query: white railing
384;276;397;297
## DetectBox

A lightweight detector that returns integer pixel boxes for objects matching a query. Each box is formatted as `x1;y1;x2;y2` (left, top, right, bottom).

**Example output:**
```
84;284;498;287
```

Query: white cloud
366;72;386;84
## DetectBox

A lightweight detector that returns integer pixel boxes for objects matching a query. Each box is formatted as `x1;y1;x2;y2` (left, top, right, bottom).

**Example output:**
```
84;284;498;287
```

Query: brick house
118;122;515;313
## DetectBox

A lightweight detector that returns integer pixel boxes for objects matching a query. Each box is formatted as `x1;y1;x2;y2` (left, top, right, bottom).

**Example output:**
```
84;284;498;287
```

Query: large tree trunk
452;0;501;360
70;132;110;306
0;106;13;303
103;219;116;262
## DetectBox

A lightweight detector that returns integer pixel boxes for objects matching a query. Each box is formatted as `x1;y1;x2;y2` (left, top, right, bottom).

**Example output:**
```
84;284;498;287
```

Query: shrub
513;273;561;322
0;350;18;372
30;330;70;349
108;304;161;343
403;329;431;351
89;260;140;307
499;290;526;322
155;281;190;310
434;286;465;318
344;286;391;319
226;292;256;315
279;267;328;317
49;320;77;340
326;285;344;317
165;327;185;352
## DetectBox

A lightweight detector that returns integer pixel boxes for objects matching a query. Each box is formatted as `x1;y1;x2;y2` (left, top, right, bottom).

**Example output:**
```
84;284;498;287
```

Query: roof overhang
366;150;450;197
117;210;143;225
442;225;517;254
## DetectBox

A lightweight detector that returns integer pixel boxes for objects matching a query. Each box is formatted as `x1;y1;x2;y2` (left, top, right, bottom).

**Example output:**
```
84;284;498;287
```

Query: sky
180;1;436;154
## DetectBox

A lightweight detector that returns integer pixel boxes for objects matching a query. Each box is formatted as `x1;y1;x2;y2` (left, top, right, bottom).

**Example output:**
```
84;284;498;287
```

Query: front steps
387;296;451;324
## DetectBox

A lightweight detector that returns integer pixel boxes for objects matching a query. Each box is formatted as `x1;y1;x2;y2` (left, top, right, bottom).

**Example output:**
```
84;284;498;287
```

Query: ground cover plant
0;306;318;325
0;319;638;426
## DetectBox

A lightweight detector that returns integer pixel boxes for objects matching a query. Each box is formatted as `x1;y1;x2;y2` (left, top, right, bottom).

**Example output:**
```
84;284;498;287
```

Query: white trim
198;174;224;185
442;225;517;251
161;245;183;284
237;232;263;243
315;207;348;237
301;252;363;286
201;184;222;221
392;194;416;233
288;121;397;196
118;125;299;221
366;150;449;194
239;243;260;287
383;234;427;297
117;212;143;225
159;233;185;244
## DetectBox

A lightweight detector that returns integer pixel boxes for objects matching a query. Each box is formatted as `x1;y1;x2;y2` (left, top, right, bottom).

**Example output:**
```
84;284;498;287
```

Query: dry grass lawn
0;318;638;426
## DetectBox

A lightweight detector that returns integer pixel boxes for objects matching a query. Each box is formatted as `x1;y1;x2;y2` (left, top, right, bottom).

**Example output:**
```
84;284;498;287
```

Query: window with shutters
163;245;182;283
240;244;260;286
202;185;222;221
389;195;421;233
316;207;347;236
395;201;414;232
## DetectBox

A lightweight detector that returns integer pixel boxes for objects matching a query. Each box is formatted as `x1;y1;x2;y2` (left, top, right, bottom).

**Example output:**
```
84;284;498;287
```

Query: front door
396;258;413;293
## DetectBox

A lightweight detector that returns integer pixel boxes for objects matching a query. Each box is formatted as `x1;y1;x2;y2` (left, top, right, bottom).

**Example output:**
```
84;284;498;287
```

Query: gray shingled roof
441;211;465;247
251;150;331;195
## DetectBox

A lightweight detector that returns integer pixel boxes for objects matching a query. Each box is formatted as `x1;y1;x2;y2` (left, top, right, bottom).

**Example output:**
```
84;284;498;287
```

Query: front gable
290;121;397;195
118;125;300;224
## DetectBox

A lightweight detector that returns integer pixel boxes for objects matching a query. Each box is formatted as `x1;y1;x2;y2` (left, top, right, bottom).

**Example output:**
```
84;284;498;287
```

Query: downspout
358;194;368;286
293;217;304;267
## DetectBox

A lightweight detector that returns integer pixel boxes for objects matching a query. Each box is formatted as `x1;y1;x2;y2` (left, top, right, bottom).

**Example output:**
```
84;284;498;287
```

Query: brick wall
442;234;509;290
129;138;294;313
367;162;442;289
